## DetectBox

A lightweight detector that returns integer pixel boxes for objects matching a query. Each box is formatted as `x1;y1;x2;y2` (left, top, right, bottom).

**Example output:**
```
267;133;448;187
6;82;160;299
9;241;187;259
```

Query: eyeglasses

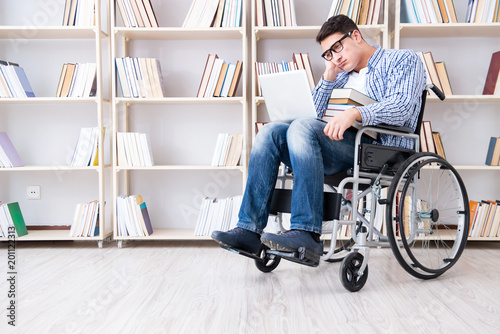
321;31;353;61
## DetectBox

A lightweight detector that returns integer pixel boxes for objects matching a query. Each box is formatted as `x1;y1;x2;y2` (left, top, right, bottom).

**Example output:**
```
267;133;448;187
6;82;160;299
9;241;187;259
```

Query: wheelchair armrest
367;123;414;134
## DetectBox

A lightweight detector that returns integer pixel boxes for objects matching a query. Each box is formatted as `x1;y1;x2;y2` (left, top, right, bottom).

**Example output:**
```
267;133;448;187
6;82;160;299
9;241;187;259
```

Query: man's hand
322;59;343;82
324;107;362;141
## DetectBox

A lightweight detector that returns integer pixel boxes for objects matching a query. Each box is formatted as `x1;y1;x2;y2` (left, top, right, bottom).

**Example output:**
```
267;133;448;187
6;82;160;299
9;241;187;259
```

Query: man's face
320;30;361;73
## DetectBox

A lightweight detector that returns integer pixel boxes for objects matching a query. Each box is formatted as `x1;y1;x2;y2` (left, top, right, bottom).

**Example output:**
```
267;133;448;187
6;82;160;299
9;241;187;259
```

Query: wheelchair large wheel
386;153;469;279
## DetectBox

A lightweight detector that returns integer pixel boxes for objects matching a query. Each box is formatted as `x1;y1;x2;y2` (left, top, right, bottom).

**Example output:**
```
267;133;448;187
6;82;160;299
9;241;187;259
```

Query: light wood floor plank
1;241;500;333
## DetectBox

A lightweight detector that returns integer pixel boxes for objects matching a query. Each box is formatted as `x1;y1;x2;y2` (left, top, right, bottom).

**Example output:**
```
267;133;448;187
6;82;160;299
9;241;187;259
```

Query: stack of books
70;127;101;167
62;0;96;26
0;132;24;168
469;200;500;238
194;195;242;236
56;63;97;98
466;0;500;23
0;202;28;238
416;51;453;96
420;120;446;158
116;132;154;167
69;200;100;237
486;137;500;166
211;133;243;167
183;0;242;28
255;53;314;95
483;51;500;95
115;57;165;98
255;0;297;26
402;0;458;23
116;194;153;237
0;61;35;98
328;0;384;25
197;54;242;98
116;0;159;27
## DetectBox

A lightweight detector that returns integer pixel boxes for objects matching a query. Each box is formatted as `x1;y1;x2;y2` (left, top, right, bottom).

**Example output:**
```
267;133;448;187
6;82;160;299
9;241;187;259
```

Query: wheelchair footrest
267;247;321;267
218;244;262;261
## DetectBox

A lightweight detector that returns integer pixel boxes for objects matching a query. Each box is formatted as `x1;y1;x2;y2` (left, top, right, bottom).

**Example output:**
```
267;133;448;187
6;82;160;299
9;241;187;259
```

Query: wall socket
26;186;41;200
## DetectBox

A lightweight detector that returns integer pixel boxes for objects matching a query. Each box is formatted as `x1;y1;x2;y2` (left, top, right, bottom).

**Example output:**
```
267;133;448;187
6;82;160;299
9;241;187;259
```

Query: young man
212;15;426;259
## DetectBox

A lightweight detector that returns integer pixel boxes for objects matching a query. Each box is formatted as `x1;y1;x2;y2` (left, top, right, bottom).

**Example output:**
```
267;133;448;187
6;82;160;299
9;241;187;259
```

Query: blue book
12;65;35;97
485;137;500;166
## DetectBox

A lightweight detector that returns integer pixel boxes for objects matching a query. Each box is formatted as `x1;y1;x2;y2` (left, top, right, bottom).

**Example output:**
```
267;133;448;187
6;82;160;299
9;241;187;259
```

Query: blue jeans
237;118;373;234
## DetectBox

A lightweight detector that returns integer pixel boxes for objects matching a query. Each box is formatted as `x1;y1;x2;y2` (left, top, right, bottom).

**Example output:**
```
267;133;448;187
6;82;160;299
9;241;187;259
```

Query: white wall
1;0;499;229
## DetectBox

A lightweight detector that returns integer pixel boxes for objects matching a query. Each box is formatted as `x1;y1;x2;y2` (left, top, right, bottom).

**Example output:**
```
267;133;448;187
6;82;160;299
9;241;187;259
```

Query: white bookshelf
395;0;500;240
0;0;112;247
110;0;249;246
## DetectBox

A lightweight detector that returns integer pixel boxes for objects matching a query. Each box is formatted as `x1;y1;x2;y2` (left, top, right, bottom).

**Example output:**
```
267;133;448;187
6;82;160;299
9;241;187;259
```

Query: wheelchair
220;85;470;292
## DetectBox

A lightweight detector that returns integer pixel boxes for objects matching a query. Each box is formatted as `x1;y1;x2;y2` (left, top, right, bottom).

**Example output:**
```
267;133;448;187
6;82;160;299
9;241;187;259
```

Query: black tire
340;252;368;292
254;245;281;273
386;153;469;279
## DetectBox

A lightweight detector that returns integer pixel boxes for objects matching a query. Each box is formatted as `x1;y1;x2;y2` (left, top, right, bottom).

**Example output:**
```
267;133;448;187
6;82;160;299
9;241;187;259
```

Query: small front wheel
340;252;368;292
255;245;281;273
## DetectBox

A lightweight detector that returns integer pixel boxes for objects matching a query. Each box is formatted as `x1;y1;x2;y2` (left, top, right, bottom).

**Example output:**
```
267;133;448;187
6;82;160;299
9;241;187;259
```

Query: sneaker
261;229;323;255
211;227;262;255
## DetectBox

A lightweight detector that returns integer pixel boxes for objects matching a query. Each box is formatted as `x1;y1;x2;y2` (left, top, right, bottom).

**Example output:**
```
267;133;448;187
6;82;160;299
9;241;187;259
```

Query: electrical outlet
26;186;41;200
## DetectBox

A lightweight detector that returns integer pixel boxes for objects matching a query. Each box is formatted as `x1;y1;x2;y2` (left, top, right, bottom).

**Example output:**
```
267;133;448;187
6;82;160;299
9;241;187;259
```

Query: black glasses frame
321;31;353;61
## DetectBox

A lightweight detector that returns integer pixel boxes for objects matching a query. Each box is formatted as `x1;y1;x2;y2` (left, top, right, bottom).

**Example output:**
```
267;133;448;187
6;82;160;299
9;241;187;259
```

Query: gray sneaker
211;227;262;254
261;229;323;255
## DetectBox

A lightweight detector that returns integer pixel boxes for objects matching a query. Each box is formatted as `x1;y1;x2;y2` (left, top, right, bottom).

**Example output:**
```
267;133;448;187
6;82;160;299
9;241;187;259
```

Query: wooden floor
1;240;500;333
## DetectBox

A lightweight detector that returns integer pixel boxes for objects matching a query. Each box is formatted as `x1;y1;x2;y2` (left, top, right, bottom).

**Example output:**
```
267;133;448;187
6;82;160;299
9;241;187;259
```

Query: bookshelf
110;0;249;247
251;0;390;141
0;0;112;247
395;0;500;241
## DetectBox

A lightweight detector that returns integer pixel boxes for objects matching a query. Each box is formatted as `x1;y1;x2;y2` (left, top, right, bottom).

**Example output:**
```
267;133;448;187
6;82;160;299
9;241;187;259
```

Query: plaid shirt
312;47;426;149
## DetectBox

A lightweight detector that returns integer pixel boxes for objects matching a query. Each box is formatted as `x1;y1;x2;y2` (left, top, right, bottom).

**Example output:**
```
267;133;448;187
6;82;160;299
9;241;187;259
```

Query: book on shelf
70;127;103;167
197;54;243;98
417;51;445;96
0;202;28;238
116;0;159;27
255;52;314;96
115;57;165;98
0;61;35;98
466;0;500;23
483;51;500;95
485;137;500;166
256;0;297;27
401;0;457;23
328;0;384;25
419;120;445;157
116;194;153;237
69;200;100;237
0;132;24;168
211;133;243;167
194;195;242;236
183;0;242;28
432;131;446;159
62;0;97;26
434;61;453;96
469;199;500;237
56;63;97;98
116;132;154;167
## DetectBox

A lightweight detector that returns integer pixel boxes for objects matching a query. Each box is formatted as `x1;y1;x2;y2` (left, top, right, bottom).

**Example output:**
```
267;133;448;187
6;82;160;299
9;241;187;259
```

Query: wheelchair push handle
429;84;445;101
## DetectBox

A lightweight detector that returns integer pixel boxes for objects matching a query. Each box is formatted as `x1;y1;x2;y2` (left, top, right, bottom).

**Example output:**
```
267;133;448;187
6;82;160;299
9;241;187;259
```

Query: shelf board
115;165;245;171
452;165;500;171
254;25;386;40
427;95;500;103
398;23;500;38
0;229;112;241
114;229;211;240
115;97;244;105
0;97;100;104
0;26;107;39
114;27;243;40
0;166;101;172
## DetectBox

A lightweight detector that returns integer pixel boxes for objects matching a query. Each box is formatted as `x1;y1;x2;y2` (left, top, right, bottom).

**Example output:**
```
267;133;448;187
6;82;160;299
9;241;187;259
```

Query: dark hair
316;15;360;43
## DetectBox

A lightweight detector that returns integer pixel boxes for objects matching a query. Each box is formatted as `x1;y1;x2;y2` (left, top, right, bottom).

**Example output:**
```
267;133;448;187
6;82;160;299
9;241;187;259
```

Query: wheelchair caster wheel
340;252;368;292
255;245;281;273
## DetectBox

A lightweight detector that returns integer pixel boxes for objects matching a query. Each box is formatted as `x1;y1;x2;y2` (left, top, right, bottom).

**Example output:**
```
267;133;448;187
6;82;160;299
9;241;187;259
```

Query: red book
483;51;500;95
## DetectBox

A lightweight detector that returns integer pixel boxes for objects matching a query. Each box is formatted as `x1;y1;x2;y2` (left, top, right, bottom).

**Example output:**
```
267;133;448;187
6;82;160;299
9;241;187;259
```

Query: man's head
316;15;372;73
